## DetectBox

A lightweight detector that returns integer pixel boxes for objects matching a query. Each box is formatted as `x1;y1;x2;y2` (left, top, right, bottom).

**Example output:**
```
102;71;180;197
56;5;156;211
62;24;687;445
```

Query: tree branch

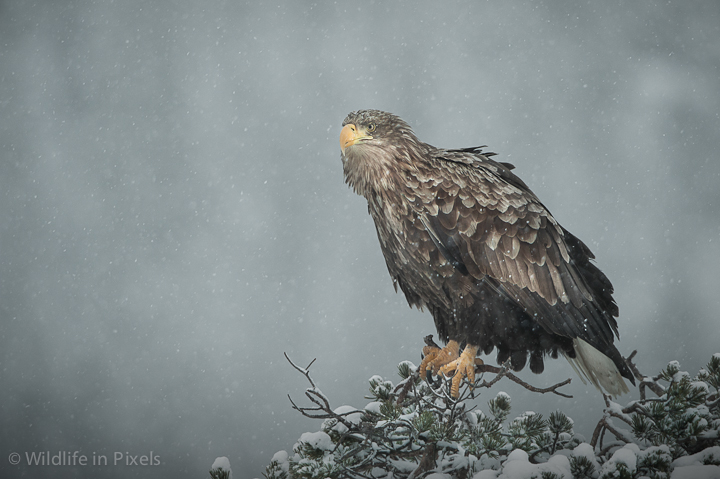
624;349;665;399
421;335;573;398
591;415;631;451
284;353;361;431
474;363;573;398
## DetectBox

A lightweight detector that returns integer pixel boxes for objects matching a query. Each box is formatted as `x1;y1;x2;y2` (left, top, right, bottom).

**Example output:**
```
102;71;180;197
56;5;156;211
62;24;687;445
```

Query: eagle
339;109;635;398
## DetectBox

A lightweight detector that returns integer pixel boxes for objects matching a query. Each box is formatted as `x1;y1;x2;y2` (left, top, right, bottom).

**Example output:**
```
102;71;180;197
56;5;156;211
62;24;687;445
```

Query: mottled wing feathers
407;148;619;349
419;215;469;275
438;148;530;192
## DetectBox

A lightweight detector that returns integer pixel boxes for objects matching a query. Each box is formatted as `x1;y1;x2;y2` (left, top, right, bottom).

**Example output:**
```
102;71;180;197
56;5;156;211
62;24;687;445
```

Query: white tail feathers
565;338;629;397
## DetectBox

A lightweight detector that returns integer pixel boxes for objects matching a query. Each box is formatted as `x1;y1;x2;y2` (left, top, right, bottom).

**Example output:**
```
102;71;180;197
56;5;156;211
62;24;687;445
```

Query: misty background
1;1;719;478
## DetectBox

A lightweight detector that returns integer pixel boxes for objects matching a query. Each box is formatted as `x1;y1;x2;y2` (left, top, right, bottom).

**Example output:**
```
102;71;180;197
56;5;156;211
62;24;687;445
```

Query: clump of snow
673;445;720;467
491;448;572;479
398;360;416;370
334;405;363;424
210;456;232;478
269;450;288;471
601;444;638;477
297;431;333;451
328;405;364;433
465;410;479;427
472;469;499;479
505;449;528;463
691;380;710;392
546;454;571;472
364;401;382;414
572;442;600;470
606;400;633;423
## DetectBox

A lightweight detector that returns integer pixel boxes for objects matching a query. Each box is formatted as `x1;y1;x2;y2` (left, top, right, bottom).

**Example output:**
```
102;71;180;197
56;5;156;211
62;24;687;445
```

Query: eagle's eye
366;123;377;133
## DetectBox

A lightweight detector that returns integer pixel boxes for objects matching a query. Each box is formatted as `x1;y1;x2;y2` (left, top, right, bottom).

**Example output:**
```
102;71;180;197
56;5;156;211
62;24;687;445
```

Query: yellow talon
443;345;480;397
419;340;460;379
419;342;482;397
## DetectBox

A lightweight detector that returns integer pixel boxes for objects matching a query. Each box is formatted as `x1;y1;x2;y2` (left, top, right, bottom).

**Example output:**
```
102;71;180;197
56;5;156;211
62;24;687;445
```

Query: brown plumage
340;109;635;396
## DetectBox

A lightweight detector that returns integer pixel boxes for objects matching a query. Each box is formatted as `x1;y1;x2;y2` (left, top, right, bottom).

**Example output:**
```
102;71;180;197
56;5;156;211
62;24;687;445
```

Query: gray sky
1;1;719;478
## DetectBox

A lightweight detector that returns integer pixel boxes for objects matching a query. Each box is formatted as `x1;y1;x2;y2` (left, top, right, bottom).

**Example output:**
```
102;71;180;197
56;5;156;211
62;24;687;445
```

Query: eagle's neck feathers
342;139;426;202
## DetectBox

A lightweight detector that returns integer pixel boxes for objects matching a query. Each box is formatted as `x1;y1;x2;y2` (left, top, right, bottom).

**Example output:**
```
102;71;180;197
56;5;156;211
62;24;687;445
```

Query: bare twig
284;352;318;388
394;375;417;406
590;417;604;449
591;414;635;451
284;353;360;431
474;363;573;398
590;416;630;450
624;349;665;399
625;350;640;380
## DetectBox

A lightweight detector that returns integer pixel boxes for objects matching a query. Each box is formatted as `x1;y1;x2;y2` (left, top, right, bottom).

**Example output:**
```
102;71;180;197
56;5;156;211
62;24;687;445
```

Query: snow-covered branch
263;353;720;479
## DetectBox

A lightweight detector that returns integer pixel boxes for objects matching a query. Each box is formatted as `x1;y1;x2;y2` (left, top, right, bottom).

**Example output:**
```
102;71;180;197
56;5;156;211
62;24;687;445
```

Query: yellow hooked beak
340;123;373;154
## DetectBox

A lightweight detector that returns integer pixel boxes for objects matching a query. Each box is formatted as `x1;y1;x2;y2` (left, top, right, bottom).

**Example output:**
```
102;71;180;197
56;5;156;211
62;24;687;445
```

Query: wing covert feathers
413;150;601;315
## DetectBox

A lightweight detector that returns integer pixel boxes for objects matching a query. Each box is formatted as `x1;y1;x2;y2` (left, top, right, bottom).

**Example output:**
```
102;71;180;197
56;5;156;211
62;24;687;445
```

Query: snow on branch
591;353;720;462
263;351;720;479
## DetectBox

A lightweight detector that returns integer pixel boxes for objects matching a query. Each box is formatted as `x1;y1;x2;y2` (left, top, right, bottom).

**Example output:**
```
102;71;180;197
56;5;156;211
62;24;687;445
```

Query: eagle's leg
419;340;460;383
438;344;482;398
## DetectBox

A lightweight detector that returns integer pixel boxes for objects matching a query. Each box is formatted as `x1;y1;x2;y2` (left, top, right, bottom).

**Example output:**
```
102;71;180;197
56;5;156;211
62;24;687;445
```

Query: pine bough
262;353;720;479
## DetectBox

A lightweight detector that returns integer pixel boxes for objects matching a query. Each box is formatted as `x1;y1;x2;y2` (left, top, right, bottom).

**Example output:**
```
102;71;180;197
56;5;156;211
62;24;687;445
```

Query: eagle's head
340;110;413;154
340;110;423;198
